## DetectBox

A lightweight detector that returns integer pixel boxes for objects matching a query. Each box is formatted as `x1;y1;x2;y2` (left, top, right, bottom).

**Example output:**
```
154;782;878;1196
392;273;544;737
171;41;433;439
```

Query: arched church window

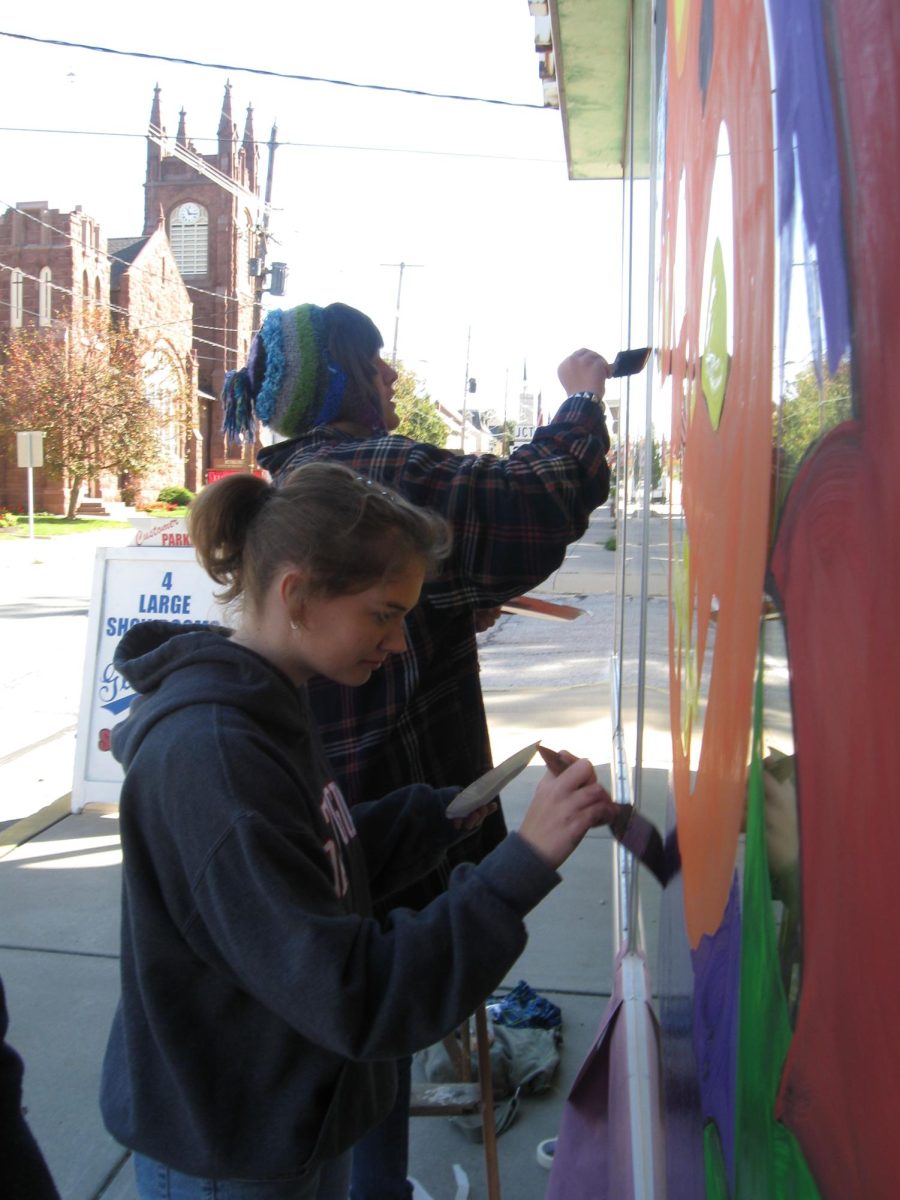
143;348;185;460
169;202;209;276
38;267;52;327
10;268;24;327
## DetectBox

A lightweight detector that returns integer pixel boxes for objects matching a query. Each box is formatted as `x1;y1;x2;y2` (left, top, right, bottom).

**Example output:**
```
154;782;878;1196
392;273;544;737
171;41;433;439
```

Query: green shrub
157;486;195;506
604;535;617;552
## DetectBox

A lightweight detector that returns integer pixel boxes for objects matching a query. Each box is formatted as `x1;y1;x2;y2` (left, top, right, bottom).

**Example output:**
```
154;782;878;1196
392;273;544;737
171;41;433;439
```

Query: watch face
181;203;201;224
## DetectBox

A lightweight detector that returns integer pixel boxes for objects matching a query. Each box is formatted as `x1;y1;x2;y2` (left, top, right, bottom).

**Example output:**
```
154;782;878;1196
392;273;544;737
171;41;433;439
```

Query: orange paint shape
663;0;775;947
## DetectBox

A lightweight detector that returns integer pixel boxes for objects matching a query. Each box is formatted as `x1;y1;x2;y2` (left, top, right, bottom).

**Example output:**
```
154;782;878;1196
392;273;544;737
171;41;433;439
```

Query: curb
0;793;71;859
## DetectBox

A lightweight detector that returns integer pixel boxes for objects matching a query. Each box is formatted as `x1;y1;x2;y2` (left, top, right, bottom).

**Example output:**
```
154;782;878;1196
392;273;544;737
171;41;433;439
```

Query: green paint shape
734;645;821;1200
702;239;731;430
704;1122;731;1200
673;533;696;750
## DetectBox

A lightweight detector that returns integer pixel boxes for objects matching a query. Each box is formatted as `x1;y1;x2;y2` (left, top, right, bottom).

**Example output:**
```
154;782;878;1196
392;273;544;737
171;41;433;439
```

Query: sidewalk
0;525;135;831
0;508;672;1200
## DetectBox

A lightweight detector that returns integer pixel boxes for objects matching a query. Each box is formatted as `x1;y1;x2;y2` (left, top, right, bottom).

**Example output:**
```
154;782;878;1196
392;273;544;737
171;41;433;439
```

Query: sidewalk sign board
72;543;224;810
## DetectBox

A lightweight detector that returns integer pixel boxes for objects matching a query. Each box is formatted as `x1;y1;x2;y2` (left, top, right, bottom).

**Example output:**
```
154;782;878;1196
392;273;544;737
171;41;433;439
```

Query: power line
0;126;562;165
0;199;261;326
0;30;546;110
0;259;235;356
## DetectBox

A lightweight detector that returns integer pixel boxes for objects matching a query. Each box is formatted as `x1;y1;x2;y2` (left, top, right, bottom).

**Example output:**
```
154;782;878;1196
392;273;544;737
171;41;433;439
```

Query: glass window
38;267;52;326
143;349;184;460
169;202;209;276
10;268;24;327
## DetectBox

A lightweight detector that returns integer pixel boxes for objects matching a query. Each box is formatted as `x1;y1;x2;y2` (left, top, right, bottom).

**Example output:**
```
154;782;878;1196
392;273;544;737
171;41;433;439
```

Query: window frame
169;202;209;277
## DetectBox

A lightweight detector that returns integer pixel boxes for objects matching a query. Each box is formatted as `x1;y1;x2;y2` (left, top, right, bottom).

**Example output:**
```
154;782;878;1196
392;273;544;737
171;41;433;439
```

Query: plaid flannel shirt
257;393;611;906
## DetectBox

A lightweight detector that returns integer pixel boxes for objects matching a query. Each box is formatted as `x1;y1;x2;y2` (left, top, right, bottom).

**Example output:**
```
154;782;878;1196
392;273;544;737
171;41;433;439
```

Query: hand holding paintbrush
537;745;674;885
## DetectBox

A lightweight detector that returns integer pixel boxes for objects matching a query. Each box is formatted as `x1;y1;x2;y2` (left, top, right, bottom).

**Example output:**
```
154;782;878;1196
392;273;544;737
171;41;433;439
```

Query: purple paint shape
546;949;664;1199
545;989;618;1197
657;853;707;1195
769;0;850;374
690;872;742;1191
699;0;714;110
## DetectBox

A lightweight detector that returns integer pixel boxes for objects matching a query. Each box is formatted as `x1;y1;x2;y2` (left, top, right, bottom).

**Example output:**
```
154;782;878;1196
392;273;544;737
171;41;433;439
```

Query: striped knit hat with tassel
222;303;385;442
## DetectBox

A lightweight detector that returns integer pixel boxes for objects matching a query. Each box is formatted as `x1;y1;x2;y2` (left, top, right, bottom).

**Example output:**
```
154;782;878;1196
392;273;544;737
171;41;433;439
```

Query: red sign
205;468;266;483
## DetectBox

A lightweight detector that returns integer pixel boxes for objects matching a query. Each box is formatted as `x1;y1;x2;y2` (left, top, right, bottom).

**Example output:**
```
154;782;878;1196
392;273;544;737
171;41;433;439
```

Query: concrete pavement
0;525;135;832
0;506;675;1200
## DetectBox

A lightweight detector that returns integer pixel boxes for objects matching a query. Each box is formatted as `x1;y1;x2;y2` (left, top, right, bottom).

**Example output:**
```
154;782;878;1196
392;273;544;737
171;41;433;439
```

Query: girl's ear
279;569;307;627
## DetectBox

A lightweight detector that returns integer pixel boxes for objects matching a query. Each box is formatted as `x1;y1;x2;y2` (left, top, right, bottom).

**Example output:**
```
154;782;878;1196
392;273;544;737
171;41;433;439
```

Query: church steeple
242;104;258;192
147;85;163;180
140;81;271;467
218;81;237;172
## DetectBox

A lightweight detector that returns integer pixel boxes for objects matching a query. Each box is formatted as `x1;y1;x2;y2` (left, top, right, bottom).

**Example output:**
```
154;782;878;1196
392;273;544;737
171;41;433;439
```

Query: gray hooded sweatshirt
100;621;559;1181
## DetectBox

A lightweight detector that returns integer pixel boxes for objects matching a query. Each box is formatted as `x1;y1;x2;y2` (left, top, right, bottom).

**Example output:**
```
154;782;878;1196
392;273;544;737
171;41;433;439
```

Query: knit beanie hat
222;303;386;442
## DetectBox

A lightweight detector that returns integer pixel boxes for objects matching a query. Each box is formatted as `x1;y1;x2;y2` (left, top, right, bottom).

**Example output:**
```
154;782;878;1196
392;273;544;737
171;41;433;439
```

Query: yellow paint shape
702;239;731;428
673;0;691;77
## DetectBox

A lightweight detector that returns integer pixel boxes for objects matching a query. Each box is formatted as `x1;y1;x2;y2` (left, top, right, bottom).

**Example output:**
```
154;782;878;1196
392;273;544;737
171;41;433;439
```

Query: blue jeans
348;1055;412;1200
133;1151;351;1200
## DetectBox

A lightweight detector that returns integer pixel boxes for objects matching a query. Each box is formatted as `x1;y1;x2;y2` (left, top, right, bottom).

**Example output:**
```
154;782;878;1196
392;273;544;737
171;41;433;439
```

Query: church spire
149;83;162;133
147;84;163;178
218;80;237;173
176;107;188;149
242;103;258;192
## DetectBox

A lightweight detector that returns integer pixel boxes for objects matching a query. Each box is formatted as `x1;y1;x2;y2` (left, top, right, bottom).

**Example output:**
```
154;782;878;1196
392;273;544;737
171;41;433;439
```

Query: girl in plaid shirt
224;303;613;1199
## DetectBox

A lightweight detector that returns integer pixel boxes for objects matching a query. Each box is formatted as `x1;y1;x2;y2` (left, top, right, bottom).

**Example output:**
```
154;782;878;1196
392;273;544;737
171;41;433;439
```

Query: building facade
143;82;271;471
0;83;273;514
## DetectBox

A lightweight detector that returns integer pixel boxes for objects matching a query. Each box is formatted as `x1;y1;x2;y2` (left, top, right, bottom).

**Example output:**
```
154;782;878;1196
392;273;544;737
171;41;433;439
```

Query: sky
0;0;633;425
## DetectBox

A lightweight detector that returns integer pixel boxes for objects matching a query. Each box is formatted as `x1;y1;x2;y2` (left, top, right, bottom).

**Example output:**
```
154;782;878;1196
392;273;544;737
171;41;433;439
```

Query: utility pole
253;122;279;327
461;325;472;454
381;261;423;367
503;367;510;457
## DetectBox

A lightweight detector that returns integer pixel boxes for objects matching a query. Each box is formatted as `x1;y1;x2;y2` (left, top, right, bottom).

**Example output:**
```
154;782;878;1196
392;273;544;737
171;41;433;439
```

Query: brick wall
0;203;111;513
112;228;202;505
1;205;202;514
0;203;109;332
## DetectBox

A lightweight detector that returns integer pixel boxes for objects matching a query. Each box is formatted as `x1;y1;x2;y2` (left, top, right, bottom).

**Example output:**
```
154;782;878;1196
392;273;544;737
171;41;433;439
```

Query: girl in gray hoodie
101;461;614;1200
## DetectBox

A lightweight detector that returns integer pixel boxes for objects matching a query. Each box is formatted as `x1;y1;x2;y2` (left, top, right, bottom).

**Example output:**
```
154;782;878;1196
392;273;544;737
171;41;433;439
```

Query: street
0;526;134;831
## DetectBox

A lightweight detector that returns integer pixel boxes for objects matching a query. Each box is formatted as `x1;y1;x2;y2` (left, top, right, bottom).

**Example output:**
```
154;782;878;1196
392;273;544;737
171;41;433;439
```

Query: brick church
0;83;277;514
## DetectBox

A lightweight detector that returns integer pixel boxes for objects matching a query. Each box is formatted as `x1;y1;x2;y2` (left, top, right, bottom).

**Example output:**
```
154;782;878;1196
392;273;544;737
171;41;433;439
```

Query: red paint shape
770;1;900;1194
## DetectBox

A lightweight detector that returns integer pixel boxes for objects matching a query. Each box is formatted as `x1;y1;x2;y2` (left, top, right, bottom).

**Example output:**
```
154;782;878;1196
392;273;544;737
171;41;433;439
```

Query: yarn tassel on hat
222;368;257;443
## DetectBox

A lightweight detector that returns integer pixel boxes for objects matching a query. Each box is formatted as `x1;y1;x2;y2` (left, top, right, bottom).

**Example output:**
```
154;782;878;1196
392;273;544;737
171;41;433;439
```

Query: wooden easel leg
474;1003;502;1200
